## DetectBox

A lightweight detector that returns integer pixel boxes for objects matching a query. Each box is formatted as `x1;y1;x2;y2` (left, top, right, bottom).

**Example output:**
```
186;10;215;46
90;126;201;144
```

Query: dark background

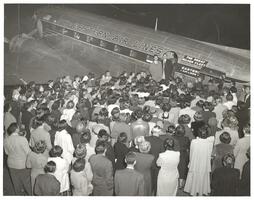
4;4;250;49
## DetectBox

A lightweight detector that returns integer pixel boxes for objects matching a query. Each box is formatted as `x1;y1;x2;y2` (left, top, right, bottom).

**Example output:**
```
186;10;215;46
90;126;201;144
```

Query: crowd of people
3;65;250;196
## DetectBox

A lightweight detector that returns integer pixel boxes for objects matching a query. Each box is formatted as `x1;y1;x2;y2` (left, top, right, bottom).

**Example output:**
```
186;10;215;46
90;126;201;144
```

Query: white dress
184;136;214;196
54;129;74;164
156;150;180;196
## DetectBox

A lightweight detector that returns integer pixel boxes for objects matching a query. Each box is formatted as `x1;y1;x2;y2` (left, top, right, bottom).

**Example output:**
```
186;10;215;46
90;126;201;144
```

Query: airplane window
74;32;80;40
86;36;93;43
114;45;121;52
100;40;107;48
130;50;137;57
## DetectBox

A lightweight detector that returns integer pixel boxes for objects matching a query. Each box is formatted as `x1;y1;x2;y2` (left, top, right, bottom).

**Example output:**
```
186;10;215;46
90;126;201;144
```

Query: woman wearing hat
156;138;180;196
26;140;48;194
191;111;206;138
184;125;214;196
135;141;155;196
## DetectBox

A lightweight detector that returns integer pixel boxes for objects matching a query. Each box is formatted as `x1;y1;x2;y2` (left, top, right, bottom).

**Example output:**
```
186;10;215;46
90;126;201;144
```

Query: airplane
4;6;250;86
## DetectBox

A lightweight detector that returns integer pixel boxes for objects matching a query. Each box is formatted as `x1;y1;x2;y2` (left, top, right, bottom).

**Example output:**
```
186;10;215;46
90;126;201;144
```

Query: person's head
66;100;74;109
97;129;109;142
51;100;60;110
226;93;233;101
72;158;86;172
75;144;87;159
33;117;44;128
164;138;175;151
138;141;151;154
99;108;109;118
49;145;63;157
117;132;128;144
44;161;57;174
197;125;209;139
134;136;145;147
243;124;250;136
34;140;47;154
57;120;68;131
125;151;136;165
133;108;143;120
151;125;162;136
244;86;250;94
153;55;159;62
142;112;152;122
162;103;171;112
76;121;86;133
194;111;204;122
219;132;231;144
95;141;106;154
230;86;237;94
167;125;176;135
80;129;91;144
111;107;120;120
222;153;235;168
175;125;186;137
7;122;19;136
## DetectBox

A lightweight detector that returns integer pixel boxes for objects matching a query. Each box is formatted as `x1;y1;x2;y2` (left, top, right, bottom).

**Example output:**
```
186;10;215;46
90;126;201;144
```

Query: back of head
138;141;151;154
167;125;176;135
80;129;91;144
222;153;235;168
75;144;87;159
117;132;128;143
164;138;175;150
57;120;68;131
219;132;231;144
98;129;109;141
197;125;209;139
226;93;233;101
72;158;86;172
142;112;152;122
7;122;18;136
49;145;63;157
125;151;136;165
133;108;143;119
175;125;186;136
95;141;106;154
34;140;47;154
44;161;57;173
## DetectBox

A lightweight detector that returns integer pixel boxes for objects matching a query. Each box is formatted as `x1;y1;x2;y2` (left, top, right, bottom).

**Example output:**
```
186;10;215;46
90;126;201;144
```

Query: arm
85;162;93;183
156;154;163;167
137;175;145;196
105;162;114;191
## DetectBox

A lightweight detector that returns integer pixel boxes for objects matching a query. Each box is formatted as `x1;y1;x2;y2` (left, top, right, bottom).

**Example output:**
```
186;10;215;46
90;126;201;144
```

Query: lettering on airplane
182;55;208;67
41;17;168;56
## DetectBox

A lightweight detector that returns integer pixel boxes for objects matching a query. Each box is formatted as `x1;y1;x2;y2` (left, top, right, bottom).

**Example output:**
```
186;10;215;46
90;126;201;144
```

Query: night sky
5;4;250;49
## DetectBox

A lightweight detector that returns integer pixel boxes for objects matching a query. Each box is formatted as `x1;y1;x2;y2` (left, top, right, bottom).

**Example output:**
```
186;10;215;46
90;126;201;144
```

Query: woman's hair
34;140;47;154
80;129;91;144
167;125;176;135
117;132;128;143
222;153;235;168
164;138;175;150
197;125;209;139
162;103;171;112
57;120;68;131
44;161;57;173
33;117;44;128
49;145;63;157
7;123;18;135
142;112;152;122
72;158;86;172
175;125;186;137
226;93;233;101
219;132;231;144
138;141;151;154
132;109;143;119
99;108;109;118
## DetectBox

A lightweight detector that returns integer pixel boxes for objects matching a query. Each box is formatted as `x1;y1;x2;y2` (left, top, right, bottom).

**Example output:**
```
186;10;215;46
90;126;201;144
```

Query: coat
26;151;48;192
156;150;180;196
114;142;129;170
135;152;155;196
184;136;214;196
89;154;113;196
211;167;240;196
234;135;250;177
48;157;70;193
34;174;60;196
30;126;52;152
70;170;89;195
114;168;145;196
54;129;74;164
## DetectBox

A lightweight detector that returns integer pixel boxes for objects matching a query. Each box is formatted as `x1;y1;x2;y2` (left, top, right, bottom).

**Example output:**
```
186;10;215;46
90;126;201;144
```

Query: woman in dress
26;140;48;194
114;132;130;170
156;138;180;196
184;125;214;196
54;120;75;164
135;141;155;196
173;125;190;189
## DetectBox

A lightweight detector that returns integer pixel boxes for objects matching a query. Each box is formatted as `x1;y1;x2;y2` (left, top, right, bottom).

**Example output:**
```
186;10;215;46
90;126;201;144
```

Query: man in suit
89;141;114;196
114;151;145;196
